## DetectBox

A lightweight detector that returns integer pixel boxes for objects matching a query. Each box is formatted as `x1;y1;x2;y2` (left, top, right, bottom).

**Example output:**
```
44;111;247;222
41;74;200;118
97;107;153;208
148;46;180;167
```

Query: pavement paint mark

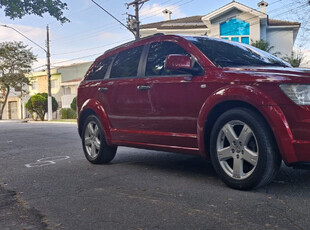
25;156;70;168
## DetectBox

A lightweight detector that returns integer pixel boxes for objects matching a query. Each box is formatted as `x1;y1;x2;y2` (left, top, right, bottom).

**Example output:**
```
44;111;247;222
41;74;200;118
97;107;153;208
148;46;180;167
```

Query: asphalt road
0;122;310;230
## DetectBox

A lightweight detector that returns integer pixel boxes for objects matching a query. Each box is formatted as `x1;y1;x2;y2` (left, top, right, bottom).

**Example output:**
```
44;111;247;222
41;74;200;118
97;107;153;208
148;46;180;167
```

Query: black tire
209;108;281;190
82;115;117;164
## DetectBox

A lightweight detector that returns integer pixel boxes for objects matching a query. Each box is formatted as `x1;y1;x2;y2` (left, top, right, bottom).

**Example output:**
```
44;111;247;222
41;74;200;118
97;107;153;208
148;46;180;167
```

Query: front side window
146;41;190;76
110;46;143;78
87;55;114;81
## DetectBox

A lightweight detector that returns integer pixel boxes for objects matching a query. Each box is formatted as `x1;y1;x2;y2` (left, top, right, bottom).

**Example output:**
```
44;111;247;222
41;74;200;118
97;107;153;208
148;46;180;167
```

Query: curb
0;120;28;123
0;120;76;124
27;121;77;125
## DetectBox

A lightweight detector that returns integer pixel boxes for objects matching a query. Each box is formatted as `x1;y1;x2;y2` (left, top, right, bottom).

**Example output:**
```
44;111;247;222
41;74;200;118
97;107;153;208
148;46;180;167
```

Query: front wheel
210;108;281;190
82;115;117;164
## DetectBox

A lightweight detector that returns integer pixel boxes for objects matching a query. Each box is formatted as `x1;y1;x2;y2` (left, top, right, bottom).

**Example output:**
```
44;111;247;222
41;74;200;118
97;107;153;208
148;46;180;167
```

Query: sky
0;0;309;70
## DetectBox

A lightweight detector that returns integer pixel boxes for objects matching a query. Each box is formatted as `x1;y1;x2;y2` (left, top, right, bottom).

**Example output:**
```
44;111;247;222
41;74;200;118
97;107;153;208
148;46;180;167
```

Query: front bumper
279;104;310;164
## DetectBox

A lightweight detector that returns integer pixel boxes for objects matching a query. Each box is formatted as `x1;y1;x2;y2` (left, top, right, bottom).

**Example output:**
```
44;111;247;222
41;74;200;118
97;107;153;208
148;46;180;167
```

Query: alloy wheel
216;120;259;180
84;121;101;159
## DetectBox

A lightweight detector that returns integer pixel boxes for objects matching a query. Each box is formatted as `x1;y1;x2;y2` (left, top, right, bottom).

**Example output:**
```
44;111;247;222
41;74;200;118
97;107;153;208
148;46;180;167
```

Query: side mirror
164;54;192;72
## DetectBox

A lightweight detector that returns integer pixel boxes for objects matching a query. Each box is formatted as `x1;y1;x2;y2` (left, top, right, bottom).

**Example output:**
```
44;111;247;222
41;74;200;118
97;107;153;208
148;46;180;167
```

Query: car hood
223;67;310;82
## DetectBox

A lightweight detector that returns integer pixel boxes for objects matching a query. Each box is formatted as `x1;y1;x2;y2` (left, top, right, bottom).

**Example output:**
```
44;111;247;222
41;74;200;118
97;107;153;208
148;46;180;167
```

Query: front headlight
280;84;310;105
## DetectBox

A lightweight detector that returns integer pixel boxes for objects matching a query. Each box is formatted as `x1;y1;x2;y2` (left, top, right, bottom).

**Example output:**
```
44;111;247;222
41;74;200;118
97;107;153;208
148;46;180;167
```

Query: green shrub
71;97;77;111
60;108;77;119
25;93;58;121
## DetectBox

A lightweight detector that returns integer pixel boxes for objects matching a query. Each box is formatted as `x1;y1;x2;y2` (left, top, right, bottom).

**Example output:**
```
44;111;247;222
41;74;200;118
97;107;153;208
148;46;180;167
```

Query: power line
50;0;184;44
51;22;127;44
91;0;135;36
52;36;133;56
51;52;102;66
0;25;47;52
140;0;189;21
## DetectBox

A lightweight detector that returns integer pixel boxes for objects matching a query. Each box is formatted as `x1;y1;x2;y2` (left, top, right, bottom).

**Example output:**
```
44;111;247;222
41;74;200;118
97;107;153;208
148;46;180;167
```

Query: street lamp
0;24;53;121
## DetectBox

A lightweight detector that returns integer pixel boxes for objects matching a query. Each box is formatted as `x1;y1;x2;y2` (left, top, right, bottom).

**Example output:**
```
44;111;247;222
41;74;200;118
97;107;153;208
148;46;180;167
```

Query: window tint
110;46;143;78
146;41;190;76
87;55;114;81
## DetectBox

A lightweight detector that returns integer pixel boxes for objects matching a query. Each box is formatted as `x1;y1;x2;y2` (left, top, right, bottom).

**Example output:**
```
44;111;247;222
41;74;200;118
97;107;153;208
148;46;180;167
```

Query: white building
0;87;30;120
140;1;301;57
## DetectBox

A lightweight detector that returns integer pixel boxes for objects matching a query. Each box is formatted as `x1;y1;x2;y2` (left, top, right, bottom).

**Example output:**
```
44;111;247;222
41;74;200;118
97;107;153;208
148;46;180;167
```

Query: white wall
260;20;268;41
266;28;294;57
61;94;76;109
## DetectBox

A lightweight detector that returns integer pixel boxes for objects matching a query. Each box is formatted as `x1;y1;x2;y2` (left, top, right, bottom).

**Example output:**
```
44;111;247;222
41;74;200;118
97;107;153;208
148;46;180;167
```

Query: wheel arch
78;99;113;145
203;101;278;158
197;85;296;163
78;108;96;137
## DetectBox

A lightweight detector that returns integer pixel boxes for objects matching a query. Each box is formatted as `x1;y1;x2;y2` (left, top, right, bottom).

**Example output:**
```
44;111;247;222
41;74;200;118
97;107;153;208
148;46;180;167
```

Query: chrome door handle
137;85;150;91
98;87;108;92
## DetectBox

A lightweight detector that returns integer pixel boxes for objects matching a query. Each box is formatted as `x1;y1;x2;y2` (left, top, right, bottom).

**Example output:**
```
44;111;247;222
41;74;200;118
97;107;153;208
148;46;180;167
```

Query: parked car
77;34;310;190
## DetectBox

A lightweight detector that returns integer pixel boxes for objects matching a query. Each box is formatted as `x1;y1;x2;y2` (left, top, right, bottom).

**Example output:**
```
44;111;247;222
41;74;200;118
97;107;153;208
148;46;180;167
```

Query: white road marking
25;156;70;168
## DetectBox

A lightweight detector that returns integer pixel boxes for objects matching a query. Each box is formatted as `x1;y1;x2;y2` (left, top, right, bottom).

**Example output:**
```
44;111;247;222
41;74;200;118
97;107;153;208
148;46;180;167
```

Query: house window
241;37;249;44
51;79;58;89
220;18;250;44
64;87;71;95
231;37;239;42
32;81;38;91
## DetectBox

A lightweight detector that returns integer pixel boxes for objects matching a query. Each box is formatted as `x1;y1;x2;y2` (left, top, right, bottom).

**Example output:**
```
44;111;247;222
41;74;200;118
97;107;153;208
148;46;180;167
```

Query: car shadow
110;147;310;193
257;163;310;195
112;148;217;179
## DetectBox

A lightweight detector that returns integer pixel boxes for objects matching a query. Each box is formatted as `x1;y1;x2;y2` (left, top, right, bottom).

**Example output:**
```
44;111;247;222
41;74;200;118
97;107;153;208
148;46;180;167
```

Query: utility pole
126;0;149;40
46;25;52;121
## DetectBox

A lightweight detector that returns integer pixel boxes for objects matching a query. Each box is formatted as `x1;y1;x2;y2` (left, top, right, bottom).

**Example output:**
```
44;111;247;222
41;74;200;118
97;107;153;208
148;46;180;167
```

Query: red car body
77;34;310;189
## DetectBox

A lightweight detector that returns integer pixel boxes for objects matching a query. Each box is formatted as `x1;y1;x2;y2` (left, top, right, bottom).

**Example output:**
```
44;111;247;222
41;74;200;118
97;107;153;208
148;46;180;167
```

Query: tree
0;0;69;23
251;39;274;53
281;0;310;48
0;41;36;120
70;96;76;112
25;93;58;121
251;39;281;56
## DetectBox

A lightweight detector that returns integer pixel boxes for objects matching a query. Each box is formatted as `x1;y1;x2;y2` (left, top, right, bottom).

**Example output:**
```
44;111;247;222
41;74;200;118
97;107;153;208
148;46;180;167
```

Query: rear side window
110;45;143;78
146;41;190;76
87;55;114;81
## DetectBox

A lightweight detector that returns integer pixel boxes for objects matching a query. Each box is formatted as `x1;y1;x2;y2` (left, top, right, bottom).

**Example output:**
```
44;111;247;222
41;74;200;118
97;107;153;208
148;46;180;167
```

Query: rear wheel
210;108;281;190
82;115;117;164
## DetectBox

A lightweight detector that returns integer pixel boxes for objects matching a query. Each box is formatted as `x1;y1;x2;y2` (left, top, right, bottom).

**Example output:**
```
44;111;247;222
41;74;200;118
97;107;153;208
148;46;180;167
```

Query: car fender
79;98;113;145
197;85;296;163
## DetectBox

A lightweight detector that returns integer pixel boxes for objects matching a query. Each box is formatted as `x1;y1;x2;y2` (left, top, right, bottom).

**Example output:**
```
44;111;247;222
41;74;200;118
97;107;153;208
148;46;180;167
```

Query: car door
99;45;152;142
137;41;209;149
86;55;115;117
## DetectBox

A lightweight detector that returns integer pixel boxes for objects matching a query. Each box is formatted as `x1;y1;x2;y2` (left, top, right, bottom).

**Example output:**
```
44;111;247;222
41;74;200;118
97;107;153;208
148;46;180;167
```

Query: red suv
77;34;310;190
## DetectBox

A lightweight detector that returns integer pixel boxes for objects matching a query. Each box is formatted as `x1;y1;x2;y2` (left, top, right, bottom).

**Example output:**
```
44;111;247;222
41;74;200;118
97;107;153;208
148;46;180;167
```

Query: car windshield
186;36;290;68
